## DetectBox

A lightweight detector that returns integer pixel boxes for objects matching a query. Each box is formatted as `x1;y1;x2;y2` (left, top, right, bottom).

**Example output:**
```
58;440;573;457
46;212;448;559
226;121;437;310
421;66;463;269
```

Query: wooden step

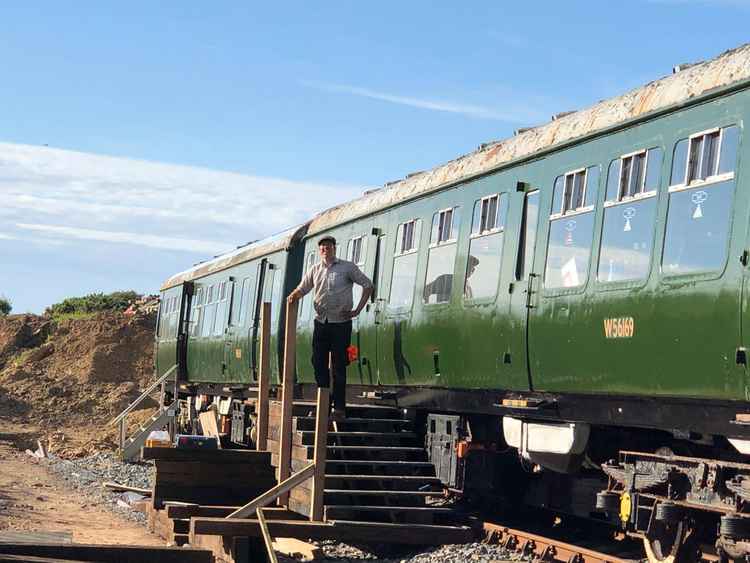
294;416;414;432
324;489;439;497
325;474;441;491
191;517;477;545
323;445;427;461
323;459;435;475
324;504;455;524
297;431;418;447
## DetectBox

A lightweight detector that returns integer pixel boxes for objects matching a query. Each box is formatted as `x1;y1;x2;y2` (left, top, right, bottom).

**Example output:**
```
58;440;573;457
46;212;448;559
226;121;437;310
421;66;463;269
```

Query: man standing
287;236;373;419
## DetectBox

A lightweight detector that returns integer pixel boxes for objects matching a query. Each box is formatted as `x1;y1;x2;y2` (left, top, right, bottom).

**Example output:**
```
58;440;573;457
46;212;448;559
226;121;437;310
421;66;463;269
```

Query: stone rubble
42;451;153;524
37;452;526;562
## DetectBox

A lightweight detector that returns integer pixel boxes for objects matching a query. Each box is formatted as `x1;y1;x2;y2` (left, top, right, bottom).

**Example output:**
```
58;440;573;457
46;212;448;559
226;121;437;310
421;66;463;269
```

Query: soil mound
0;307;158;457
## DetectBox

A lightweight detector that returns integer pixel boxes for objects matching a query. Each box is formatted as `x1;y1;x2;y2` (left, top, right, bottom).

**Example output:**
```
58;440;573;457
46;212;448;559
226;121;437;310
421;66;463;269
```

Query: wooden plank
256;509;279;563
153;482;275;509
310;387;329;521
102;481;151;495
0;544;213;563
256;302;271;452
0;555;92;563
0;531;72;545
227;462;314;519
166;504;298;519
271;538;321;562
198;411;222;448
278;299;298;505
144;448;271;463
191;517;476;545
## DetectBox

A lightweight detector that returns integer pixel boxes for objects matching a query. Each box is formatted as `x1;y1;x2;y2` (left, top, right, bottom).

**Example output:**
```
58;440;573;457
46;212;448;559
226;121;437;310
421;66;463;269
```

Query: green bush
0;296;11;316
45;291;141;319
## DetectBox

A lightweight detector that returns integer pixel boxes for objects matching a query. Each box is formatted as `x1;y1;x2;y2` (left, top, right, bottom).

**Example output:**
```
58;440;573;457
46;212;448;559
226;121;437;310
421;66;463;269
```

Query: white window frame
430;206;460;247
551;168;595;219
604;149;659;209
471;194;505;238
669;126;735;193
396;219;419;256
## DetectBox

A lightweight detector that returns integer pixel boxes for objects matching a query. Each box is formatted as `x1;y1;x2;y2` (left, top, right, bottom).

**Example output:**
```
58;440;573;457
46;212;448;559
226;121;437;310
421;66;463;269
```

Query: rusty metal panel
308;44;750;236
160;223;309;289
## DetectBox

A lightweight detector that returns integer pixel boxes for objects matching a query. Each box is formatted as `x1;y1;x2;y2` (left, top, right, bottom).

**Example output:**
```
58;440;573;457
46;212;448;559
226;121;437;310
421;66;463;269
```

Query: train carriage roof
160;223;308;290
306;43;750;236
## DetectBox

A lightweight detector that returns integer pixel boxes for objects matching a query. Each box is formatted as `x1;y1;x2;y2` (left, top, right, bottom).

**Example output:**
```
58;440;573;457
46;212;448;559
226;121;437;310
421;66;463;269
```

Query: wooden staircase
267;401;462;527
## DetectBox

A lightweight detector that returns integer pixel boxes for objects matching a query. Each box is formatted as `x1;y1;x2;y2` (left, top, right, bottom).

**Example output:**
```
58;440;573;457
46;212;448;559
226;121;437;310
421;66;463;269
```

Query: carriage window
466;194;507;300
201;285;217;337
425;207;461;304
598;148;662;282
235;278;249;326
662;180;735;274
516;191;540;281
348;236;366;265
662;126;740;275
430;207;461;244
471;194;506;235
545;168;598;289
398;220;419;253
671;125;739;187
270;269;284;334
389;220;422;309
213;281;228;336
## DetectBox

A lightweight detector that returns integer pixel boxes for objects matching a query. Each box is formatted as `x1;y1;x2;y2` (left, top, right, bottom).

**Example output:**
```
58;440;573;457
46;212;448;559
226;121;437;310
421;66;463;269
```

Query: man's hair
318;236;336;246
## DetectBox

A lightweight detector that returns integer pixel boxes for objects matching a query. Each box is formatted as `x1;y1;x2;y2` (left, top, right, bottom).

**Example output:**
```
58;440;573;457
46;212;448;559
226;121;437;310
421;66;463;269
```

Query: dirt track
0;418;160;545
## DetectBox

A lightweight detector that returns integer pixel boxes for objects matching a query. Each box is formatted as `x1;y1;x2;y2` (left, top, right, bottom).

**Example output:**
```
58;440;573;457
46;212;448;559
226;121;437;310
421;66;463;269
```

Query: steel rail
483;522;638;563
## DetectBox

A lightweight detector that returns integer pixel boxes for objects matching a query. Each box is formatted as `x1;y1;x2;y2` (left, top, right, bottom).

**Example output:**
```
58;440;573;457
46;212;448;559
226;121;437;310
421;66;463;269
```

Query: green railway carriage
157;45;750;559
156;225;307;386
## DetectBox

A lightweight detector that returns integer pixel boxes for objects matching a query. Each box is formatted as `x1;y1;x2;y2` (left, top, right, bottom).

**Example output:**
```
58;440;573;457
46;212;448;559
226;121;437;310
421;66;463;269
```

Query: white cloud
301;80;545;123
15;223;232;254
0;142;363;246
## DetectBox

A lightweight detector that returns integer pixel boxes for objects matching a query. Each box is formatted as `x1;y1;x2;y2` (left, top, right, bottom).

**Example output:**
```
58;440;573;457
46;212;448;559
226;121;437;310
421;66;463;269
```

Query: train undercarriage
170;381;750;561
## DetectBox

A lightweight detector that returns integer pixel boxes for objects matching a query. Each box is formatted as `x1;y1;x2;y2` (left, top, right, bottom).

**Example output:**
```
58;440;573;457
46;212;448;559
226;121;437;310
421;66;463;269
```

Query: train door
507;189;540;390
224;276;255;384
358;231;386;384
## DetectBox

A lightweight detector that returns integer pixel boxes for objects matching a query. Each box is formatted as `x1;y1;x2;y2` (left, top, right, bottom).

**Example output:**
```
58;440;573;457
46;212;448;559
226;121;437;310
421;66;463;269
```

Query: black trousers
311;319;352;412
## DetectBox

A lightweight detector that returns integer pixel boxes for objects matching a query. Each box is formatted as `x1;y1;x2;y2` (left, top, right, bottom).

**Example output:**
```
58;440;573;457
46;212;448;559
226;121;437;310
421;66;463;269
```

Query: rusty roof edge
159;222;311;290
305;43;750;237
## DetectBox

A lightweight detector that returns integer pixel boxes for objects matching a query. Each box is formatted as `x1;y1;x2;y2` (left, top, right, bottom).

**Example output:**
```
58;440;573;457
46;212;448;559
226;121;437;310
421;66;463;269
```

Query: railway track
483;519;723;562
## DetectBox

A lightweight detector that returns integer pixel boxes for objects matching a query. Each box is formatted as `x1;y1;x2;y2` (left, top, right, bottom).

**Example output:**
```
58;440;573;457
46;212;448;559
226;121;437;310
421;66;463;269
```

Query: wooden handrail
109;364;177;426
310;387;330;521
278;300;298;505
226;463;315;519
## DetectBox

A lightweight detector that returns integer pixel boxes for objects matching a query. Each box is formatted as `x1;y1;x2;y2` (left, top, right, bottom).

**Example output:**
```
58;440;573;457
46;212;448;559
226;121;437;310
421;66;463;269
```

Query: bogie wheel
643;521;699;563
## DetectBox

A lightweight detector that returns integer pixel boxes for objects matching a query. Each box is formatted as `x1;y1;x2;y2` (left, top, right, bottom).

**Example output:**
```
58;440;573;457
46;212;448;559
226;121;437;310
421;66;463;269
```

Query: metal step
120;402;176;460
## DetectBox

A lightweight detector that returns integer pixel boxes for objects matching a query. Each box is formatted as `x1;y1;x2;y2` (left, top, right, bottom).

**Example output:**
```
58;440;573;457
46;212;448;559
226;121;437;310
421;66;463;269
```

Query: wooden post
278;299;298;505
256;508;279;563
256;302;271;451
310;387;329;521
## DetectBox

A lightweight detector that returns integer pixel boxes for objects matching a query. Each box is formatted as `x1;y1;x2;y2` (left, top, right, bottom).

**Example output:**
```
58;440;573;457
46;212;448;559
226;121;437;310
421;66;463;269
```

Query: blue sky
1;1;749;313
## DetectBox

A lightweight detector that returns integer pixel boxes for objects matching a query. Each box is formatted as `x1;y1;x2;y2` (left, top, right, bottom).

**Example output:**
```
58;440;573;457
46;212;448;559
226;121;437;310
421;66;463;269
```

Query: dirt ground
0;418;161;545
0;308;157;458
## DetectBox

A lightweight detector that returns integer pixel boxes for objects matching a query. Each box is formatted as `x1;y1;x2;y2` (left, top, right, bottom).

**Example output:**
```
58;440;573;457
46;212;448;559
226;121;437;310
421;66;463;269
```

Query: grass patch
50;311;97;323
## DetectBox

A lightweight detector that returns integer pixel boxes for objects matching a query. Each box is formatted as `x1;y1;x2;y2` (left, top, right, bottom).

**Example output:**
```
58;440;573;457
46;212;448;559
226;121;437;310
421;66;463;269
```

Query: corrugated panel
307;43;750;235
